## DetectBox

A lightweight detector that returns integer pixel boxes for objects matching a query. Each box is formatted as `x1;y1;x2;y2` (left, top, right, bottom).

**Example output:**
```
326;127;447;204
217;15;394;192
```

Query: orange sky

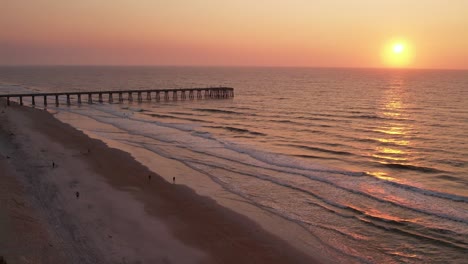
1;0;467;69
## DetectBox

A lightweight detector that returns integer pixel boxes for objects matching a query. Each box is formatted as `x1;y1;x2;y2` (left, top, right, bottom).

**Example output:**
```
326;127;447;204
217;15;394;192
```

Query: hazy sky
1;0;467;68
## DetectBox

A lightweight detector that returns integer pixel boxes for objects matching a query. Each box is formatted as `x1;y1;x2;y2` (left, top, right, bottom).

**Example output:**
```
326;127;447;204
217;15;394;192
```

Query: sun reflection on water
373;138;409;146
374;126;406;135
379;147;405;154
367;74;416;180
366;171;396;181
372;154;407;161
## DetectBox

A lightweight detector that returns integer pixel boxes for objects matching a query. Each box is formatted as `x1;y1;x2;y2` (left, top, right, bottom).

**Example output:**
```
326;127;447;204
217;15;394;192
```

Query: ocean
1;66;467;263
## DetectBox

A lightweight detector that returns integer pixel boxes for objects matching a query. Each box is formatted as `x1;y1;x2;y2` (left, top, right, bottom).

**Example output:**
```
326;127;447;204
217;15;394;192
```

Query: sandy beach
0;99;319;263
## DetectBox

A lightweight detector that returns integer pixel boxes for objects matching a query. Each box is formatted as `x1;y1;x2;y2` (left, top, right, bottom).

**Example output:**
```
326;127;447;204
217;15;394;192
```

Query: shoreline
0;100;320;263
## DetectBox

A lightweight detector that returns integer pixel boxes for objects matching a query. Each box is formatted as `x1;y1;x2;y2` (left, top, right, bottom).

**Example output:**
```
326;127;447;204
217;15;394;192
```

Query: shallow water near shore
1;66;467;263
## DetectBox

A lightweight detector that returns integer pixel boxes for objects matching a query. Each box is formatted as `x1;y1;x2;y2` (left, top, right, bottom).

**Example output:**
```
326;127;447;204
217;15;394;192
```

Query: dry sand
0;100;319;264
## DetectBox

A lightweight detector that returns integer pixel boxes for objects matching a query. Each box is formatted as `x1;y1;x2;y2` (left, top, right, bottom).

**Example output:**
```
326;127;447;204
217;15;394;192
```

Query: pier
0;87;234;107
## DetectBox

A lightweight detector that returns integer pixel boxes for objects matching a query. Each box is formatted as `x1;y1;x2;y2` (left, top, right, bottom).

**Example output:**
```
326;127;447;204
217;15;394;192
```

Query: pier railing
0;87;234;106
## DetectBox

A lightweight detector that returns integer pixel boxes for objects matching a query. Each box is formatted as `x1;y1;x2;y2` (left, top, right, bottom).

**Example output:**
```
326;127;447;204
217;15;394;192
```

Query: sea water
1;66;467;263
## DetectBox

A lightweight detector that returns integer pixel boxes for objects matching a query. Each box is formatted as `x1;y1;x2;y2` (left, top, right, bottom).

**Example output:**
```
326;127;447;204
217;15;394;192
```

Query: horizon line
0;64;467;71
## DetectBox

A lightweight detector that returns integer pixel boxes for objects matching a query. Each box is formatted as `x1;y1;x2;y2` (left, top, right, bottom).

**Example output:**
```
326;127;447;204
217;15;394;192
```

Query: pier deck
0;87;234;106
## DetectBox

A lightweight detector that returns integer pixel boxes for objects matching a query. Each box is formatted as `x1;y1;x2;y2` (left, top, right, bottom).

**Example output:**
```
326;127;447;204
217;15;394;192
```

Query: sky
1;0;467;69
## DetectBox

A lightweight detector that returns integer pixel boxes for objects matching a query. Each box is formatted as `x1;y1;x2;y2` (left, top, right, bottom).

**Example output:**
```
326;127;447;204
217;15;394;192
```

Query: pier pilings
0;87;234;107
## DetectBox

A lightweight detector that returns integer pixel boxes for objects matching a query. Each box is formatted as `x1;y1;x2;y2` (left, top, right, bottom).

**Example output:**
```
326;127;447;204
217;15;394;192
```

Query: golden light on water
373;138;409;146
372;154;407;161
368;74;416;180
374;127;405;135
372;146;408;162
379;147;405;155
366;171;395;181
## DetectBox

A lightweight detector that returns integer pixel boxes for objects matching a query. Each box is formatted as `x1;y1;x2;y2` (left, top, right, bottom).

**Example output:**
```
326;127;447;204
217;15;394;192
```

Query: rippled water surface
1;66;467;263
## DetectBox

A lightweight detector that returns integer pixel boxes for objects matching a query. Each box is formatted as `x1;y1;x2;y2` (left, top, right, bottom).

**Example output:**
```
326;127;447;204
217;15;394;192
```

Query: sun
393;43;404;53
382;40;413;68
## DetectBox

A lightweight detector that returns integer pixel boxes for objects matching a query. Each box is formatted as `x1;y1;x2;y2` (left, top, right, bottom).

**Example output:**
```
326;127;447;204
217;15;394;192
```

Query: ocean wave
434;159;466;168
146;113;210;123
371;176;468;203
358;215;468;250
311;201;468;250
205;126;266;136
288;144;354;156
62;105;468;209
184;161;374;263
193;108;252;115
222;142;363;175
436;175;468;185
189;131;468;205
268;119;302;125
380;163;444;174
168;111;196;116
189;143;468;222
188;159;468;255
60;105;468;225
350;114;386;120
296;116;347;123
292;154;340;160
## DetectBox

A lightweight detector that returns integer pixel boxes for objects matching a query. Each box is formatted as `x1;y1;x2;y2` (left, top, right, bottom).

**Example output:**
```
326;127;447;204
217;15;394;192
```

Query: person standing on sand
172;177;175;184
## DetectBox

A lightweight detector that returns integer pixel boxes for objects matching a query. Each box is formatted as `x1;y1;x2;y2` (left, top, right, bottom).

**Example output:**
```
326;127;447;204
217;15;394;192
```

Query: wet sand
0;100;319;263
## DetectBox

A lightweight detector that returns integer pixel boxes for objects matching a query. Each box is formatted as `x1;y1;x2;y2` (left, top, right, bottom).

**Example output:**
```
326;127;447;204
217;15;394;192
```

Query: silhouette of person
172;177;175;184
148;174;152;182
76;191;80;199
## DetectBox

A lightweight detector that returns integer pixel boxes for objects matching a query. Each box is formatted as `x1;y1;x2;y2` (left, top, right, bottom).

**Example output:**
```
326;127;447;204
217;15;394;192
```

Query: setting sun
382;40;413;68
393;44;404;53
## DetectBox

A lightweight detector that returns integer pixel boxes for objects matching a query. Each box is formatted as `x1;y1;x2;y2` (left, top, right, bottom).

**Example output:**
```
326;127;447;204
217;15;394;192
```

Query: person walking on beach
172;176;175;184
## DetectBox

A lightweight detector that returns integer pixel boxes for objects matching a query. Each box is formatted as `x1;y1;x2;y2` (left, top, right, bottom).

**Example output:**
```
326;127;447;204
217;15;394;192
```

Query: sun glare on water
382;40;413;68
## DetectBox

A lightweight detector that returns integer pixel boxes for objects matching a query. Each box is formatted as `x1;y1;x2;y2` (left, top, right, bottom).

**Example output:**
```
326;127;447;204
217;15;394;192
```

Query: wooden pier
0;87;234;107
